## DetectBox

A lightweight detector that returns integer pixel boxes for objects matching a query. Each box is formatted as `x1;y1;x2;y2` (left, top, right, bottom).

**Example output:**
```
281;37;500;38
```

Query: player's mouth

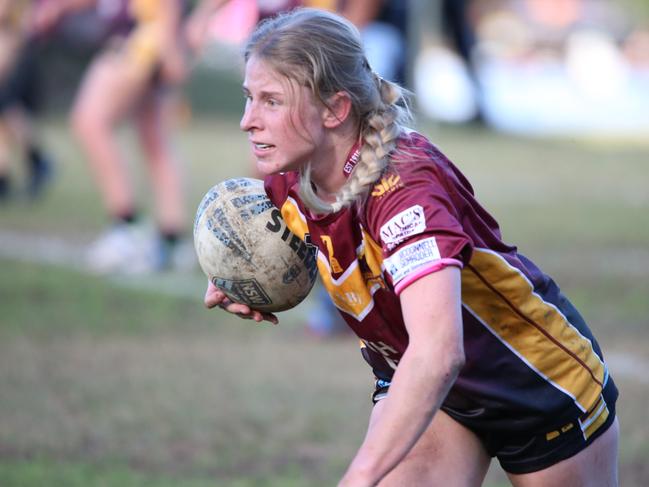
252;142;275;157
252;142;275;152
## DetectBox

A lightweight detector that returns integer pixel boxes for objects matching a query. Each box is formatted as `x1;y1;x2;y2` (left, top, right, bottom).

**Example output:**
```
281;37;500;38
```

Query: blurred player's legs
0;41;53;201
135;88;194;270
1;106;53;199
71;43;189;273
0;117;12;200
71;48;147;222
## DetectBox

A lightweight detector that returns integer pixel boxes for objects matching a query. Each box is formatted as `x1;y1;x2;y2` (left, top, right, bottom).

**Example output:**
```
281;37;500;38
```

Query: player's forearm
159;0;183;44
185;0;230;36
183;0;230;51
340;346;463;486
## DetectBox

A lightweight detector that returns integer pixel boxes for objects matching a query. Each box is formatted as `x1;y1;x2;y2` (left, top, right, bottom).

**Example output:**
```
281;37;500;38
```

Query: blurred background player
341;0;409;85
0;0;54;202
32;0;192;273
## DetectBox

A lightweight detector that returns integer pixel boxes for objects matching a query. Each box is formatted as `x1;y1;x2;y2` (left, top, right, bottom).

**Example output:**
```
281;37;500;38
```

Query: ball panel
194;178;317;312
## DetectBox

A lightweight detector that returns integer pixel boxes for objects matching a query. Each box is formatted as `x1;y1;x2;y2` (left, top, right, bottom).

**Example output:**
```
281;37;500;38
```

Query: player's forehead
243;55;305;99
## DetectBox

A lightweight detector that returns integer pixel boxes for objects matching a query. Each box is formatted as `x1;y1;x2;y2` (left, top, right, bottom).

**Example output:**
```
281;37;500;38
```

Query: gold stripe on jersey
279;199;386;321
361;228;388;295
279;197;310;240
462;248;606;413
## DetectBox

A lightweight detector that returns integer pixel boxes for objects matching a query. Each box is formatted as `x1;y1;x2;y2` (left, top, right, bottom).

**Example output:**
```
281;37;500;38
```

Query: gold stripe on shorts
578;394;610;440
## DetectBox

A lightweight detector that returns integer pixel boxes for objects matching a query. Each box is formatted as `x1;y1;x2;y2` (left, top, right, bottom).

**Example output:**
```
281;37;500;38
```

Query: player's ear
322;91;352;128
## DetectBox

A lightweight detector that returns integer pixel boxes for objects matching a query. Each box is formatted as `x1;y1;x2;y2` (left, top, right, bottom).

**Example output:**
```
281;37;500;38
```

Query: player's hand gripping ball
194;178;318;312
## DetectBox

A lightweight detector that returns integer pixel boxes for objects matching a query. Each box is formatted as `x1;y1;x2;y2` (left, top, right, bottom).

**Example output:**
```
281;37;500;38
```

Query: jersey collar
342;141;361;178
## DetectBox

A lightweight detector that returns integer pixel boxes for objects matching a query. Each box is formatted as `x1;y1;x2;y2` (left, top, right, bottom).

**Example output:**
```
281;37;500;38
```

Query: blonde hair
244;8;411;214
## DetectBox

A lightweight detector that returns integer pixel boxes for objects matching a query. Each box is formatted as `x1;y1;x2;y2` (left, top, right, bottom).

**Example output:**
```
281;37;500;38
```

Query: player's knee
70;103;106;140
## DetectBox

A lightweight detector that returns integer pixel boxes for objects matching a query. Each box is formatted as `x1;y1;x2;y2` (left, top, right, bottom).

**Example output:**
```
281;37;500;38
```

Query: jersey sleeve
365;147;473;295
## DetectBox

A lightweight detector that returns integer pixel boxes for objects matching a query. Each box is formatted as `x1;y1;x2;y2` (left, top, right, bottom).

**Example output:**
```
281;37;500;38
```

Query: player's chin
255;159;282;176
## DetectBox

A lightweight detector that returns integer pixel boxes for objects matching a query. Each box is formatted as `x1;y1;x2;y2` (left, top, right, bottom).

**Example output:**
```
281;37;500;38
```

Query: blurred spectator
341;0;409;84
0;0;54;202
473;0;649;136
417;0;649;136
415;0;482;124
188;0;409;83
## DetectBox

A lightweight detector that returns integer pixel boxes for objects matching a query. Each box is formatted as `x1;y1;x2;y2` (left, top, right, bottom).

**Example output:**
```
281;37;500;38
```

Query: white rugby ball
193;178;318;312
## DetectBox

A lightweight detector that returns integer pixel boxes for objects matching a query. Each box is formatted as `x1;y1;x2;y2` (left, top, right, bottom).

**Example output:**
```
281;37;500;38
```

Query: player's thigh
374;405;491;487
134;87;174;150
507;416;619;487
72;49;152;125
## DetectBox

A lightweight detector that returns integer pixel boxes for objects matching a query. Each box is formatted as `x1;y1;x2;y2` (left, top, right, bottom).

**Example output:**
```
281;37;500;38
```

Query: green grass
0;460;317;487
1;116;648;486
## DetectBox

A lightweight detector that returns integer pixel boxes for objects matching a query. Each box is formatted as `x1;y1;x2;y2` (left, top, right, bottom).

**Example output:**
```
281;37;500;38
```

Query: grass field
1;113;648;486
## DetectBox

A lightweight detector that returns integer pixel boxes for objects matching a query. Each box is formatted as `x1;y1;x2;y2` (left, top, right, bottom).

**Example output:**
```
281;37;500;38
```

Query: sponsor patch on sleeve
379;205;426;250
384;237;441;284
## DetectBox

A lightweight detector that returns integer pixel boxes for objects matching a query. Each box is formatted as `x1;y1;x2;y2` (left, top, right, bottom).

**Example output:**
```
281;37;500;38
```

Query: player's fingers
222;301;278;325
260;312;279;325
247;310;278;325
206;289;278;325
204;281;225;308
222;301;252;316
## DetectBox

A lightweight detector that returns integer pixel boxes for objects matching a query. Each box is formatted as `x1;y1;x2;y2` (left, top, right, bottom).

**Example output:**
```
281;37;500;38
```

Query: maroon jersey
264;131;617;437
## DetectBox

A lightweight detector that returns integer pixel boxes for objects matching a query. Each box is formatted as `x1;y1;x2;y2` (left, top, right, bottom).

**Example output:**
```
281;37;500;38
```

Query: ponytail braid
299;74;411;214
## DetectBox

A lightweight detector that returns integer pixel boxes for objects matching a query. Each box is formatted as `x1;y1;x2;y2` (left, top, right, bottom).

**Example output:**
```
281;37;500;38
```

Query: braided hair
244;8;411;214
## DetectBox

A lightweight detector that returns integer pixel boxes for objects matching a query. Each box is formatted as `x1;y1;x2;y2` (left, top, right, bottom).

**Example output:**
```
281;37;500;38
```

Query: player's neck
309;123;358;200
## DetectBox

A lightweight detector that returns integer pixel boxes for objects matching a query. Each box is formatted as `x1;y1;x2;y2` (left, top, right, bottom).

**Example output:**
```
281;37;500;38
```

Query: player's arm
154;0;188;84
339;266;464;486
183;0;231;53
204;280;279;325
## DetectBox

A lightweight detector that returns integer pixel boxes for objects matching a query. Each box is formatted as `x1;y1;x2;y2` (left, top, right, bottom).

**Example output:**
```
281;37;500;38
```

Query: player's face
240;56;327;175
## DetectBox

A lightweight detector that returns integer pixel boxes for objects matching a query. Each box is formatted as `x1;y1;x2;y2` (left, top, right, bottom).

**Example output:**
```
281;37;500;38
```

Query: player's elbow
441;343;465;383
450;348;465;377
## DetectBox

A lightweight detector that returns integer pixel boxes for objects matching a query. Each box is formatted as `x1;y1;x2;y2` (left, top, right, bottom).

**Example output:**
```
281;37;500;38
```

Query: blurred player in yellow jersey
32;0;195;273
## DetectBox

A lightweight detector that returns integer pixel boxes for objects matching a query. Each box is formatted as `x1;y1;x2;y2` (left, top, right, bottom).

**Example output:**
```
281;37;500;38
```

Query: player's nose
240;104;259;132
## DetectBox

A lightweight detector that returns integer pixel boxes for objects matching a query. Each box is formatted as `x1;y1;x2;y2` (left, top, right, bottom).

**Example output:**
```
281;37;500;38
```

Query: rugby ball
193;178;318;312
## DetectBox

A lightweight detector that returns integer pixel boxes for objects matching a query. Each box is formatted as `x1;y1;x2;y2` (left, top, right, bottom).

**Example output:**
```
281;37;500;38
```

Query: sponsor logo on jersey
363;340;400;371
266;208;319;281
379;205;426;250
384;236;441;284
371;175;402;198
